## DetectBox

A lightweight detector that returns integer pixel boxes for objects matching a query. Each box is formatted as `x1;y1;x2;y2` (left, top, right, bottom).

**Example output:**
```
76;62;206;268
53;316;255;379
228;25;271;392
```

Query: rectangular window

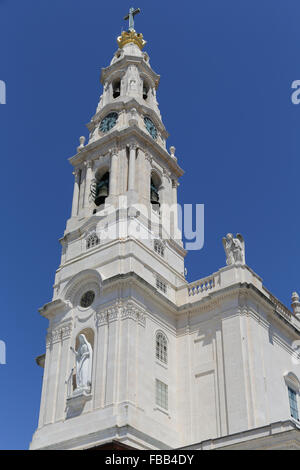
288;387;299;420
156;278;167;294
156;379;168;410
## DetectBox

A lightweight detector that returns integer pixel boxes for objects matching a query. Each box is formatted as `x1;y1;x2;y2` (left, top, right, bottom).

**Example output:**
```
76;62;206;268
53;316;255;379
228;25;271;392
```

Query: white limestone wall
176;291;300;447
243;305;300;425
32;285;181;449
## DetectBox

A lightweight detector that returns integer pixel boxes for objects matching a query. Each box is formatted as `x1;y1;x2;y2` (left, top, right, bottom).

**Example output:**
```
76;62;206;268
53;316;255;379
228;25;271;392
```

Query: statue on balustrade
222;233;245;266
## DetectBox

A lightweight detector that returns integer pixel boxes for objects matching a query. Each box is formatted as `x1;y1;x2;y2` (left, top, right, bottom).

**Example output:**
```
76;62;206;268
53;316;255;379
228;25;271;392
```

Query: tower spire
118;6;146;50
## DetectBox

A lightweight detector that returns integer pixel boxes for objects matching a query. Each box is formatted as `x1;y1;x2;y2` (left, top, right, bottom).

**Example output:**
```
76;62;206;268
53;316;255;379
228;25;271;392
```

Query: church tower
31;10;187;450
31;10;300;451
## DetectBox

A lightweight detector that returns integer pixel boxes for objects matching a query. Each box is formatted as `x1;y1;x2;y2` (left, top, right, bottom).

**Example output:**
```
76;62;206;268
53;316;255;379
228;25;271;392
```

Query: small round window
80;290;95;308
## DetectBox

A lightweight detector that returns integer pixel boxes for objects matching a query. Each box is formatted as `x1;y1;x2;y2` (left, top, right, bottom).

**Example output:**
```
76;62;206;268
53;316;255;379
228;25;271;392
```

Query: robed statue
71;334;93;393
222;233;245;266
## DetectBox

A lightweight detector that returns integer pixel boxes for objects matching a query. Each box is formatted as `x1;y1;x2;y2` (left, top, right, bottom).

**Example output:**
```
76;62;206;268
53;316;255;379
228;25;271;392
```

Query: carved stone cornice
96;305;119;326
162;167;171;182
84;159;93;169
120;301;146;327
39;299;72;320
128;141;138;151
46;322;73;347
109;146;119;157
96;301;146;327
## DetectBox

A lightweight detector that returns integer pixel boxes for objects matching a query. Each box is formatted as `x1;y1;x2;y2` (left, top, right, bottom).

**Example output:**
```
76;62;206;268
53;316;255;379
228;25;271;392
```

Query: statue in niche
222;233;245;265
71;334;93;393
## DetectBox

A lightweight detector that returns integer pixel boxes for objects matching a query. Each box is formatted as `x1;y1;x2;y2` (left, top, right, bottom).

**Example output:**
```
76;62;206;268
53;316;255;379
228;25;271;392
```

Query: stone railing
188;273;219;298
264;288;292;321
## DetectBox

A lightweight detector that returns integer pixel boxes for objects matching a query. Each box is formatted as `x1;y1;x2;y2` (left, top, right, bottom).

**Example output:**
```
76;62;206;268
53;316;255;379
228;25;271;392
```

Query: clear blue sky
0;0;299;449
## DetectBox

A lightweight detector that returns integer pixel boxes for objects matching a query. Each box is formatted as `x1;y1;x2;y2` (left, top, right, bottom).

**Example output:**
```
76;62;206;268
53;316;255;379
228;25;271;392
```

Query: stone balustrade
264;288;292;321
188;273;219;298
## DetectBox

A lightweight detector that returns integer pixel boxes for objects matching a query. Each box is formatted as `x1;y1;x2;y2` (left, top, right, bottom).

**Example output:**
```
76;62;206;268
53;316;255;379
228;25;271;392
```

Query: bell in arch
94;172;109;206
113;80;121;99
150;178;160;209
143;81;149;100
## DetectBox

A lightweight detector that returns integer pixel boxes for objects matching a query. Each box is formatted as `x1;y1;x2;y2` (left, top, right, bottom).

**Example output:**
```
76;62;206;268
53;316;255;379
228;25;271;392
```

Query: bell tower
31;10;187;450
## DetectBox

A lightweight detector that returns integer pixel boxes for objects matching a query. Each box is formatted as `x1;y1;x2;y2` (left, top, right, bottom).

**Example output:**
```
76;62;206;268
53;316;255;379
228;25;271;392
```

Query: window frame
155;378;168;411
288;386;299;421
154;239;165;258
155;331;168;365
156;277;167;294
284;372;300;422
86;232;100;250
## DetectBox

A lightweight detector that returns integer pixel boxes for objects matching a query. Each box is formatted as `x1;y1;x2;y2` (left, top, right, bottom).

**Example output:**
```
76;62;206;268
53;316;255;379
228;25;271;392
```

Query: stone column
172;179;179;238
93;312;109;409
84;160;93;209
71;169;80;217
55;324;73;421
38;341;51;428
128;143;137;191
144;152;152;203
43;329;62;424
109;147;119;196
160;172;170;235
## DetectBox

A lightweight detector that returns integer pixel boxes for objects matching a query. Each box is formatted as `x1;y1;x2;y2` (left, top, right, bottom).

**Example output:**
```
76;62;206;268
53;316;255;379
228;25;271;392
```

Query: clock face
144;117;157;140
99;112;118;133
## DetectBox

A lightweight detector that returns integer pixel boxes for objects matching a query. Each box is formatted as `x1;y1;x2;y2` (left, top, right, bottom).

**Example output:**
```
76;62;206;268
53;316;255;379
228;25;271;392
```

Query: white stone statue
71;334;93;393
222;233;245;265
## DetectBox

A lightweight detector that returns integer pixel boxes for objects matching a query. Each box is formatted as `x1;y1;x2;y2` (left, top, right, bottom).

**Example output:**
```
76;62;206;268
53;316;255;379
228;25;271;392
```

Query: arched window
156;331;168;364
94;172;109;206
86;233;99;250
284;372;300;421
112;79;121;98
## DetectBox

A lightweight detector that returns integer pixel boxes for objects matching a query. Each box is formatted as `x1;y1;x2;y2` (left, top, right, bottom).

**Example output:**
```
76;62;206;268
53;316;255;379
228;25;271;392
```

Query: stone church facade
30;19;300;450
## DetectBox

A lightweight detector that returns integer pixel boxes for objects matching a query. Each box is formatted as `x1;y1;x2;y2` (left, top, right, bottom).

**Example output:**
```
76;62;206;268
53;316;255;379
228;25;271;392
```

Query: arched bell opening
150;171;161;212
112;78;121;99
143;80;150;100
94;170;110;206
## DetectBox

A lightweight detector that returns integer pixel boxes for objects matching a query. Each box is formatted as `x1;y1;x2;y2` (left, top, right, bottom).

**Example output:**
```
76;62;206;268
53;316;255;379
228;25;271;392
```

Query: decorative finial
117;7;146;50
292;291;300;319
77;136;86;152
124;7;141;32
